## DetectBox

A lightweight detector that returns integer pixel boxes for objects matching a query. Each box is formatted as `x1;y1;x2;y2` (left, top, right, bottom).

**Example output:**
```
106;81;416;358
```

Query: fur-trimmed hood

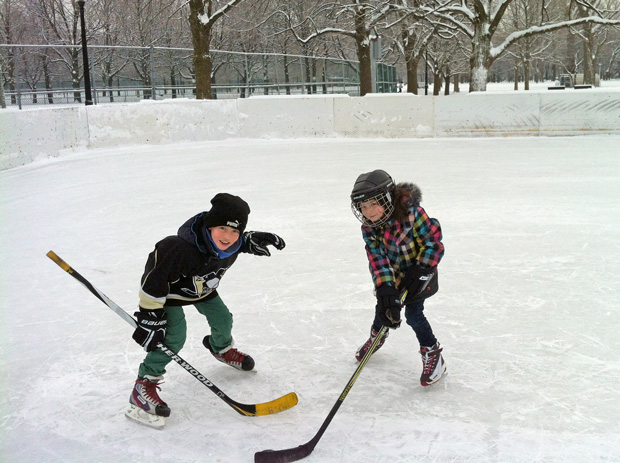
396;182;422;207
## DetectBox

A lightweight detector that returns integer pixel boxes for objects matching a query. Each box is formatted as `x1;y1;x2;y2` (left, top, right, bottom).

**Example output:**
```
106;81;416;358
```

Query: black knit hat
204;193;250;233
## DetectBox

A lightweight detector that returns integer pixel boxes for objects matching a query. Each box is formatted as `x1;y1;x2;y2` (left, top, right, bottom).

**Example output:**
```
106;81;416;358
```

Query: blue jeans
372;300;437;348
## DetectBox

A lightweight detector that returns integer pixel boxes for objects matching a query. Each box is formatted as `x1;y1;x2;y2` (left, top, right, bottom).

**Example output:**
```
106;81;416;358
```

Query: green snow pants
138;294;233;377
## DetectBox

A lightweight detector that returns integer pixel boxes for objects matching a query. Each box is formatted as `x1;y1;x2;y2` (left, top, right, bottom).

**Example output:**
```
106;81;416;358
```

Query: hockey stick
254;291;407;463
46;250;298;417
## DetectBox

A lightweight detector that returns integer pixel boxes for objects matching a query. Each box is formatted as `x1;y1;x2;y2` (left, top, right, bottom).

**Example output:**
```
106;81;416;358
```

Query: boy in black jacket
126;193;285;427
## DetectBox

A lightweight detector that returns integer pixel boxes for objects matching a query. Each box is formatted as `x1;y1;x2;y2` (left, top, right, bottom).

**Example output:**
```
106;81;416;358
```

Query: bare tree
384;0;433;94
603;36;620;78
422;0;620;91
503;0;554;90
1;0;27;104
282;0;397;96
25;0;86;101
188;0;247;99
569;0;620;85
95;0;130;101
119;0;183;98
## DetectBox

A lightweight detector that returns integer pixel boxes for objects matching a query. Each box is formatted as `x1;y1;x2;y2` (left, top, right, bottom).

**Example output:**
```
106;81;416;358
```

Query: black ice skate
203;335;255;371
126;374;171;429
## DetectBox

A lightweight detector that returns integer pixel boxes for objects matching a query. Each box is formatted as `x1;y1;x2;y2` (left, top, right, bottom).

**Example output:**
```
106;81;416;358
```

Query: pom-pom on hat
204;193;250;233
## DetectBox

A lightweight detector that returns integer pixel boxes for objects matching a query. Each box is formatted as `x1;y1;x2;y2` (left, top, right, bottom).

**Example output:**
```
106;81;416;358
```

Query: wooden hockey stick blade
46;250;299;417
251;392;299;416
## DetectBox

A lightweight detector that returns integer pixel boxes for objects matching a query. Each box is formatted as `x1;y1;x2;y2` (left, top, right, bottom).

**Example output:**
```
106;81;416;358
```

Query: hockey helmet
350;169;395;227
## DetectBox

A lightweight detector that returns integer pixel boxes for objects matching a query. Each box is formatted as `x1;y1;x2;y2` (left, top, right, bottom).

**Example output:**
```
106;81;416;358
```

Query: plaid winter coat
361;185;444;290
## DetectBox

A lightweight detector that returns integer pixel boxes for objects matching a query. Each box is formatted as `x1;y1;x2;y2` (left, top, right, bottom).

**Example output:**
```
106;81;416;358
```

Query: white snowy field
1;136;619;463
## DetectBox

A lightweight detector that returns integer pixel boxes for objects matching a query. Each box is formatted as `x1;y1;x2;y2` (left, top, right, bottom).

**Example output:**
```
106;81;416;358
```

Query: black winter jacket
138;212;249;310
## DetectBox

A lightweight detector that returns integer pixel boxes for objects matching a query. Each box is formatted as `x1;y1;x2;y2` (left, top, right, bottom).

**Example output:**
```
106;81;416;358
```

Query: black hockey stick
47;250;298;417
254;291;407;463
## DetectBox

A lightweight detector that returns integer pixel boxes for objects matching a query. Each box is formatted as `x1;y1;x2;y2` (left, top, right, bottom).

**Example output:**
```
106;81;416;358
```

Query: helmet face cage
351;190;394;227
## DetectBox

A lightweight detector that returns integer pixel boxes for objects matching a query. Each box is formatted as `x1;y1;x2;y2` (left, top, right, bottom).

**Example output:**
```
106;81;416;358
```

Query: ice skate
419;342;446;386
203;335;255;371
126;374;170;428
355;327;389;362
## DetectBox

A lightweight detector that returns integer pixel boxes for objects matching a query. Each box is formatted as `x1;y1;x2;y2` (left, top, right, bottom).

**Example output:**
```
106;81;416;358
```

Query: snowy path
1;136;619;463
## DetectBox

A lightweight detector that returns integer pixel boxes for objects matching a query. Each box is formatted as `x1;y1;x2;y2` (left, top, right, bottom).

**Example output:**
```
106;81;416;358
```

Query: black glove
375;285;402;328
244;231;286;257
402;265;438;302
132;308;167;352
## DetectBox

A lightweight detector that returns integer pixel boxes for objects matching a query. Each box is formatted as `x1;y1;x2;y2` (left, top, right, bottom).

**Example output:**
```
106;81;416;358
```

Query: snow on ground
1;135;620;463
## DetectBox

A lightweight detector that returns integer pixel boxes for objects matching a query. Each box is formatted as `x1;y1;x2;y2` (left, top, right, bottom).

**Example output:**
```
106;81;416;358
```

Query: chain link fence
0;44;397;109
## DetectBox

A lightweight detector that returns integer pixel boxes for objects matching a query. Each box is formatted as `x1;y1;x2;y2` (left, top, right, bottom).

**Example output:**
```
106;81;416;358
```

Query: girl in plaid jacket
350;169;446;386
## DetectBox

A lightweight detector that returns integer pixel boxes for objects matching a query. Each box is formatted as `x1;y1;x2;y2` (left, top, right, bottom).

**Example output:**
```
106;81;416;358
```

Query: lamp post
77;0;93;105
424;49;428;96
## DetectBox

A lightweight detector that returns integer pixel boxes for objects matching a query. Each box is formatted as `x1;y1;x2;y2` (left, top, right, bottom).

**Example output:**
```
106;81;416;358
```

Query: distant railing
0;44;397;109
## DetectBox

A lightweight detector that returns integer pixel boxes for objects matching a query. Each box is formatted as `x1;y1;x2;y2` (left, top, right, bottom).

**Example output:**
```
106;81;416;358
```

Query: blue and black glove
132;308;167;352
244;231;286;257
375;285;402;329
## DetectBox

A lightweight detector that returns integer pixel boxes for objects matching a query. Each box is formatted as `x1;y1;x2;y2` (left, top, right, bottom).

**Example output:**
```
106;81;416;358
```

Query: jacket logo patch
181;268;228;298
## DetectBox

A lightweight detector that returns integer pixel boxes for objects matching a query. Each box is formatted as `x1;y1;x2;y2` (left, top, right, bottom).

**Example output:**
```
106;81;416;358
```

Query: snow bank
2;89;619;170
0;107;89;170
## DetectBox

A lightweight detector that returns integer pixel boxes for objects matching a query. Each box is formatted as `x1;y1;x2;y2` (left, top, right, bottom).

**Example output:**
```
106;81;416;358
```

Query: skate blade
125;404;166;429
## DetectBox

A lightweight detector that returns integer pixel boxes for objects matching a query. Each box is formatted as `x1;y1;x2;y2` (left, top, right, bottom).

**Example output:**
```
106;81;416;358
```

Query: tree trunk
469;21;492;92
171;67;177;99
406;57;419;94
444;75;450;95
453;74;460;93
356;39;373;96
583;27;595;85
403;31;419;94
524;60;530;90
304;56;312;94
514;67;519;90
189;0;213;99
107;75;114;102
311;59;317;94
353;6;373;97
433;72;441;95
42;54;54;104
7;49;16;104
283;56;291;95
0;62;6;108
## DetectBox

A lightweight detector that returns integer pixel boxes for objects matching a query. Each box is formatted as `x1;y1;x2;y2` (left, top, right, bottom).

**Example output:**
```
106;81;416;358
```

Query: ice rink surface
1;136;619;463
